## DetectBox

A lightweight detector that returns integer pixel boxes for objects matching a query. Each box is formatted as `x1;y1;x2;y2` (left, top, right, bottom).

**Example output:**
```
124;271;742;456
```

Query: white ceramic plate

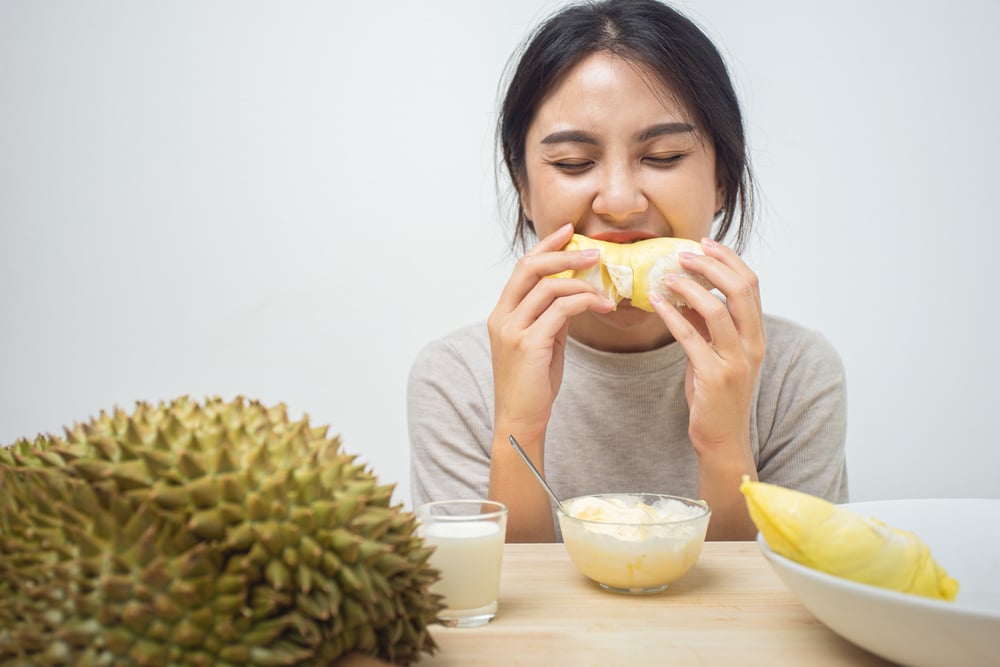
757;498;1000;667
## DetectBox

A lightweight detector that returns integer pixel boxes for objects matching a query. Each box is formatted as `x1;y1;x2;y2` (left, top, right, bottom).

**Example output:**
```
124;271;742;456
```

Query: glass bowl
556;493;711;595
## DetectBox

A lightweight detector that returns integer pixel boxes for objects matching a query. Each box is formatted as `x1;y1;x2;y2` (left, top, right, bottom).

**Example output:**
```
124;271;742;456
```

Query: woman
408;0;847;541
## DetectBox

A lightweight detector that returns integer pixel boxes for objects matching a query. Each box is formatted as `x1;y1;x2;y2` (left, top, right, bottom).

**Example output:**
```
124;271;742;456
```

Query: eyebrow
539;122;696;146
540;130;598;145
638;122;696;141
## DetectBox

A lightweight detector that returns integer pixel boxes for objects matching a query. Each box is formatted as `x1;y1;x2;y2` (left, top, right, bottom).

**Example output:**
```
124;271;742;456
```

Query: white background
2;1;998;508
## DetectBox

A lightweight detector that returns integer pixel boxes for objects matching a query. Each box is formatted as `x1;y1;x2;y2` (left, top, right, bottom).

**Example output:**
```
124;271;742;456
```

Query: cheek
523;172;592;228
651;173;720;234
686;158;724;221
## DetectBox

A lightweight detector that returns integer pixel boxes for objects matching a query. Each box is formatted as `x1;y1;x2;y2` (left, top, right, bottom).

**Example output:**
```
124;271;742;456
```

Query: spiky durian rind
0;396;443;666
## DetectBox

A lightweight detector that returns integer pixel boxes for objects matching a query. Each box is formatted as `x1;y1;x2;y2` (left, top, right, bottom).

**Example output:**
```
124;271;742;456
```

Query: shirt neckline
565;335;688;376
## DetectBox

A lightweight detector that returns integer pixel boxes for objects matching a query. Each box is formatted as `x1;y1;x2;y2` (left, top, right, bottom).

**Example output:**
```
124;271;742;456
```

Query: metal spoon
507;434;568;514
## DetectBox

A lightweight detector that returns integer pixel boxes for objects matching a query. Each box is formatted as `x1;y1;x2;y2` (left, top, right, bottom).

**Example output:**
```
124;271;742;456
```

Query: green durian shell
0;396;443;666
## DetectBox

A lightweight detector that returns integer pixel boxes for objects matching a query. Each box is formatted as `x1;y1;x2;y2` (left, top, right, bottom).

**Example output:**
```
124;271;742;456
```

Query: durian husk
740;478;959;601
0;396;444;666
550;234;709;310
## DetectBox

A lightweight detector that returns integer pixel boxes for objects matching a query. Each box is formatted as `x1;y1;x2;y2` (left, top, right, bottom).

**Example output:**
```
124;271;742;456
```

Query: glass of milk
416;499;508;628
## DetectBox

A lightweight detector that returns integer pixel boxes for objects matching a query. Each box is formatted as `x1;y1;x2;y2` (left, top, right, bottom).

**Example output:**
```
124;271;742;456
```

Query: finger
650;292;718;365
679;245;763;341
696;239;762;313
496;248;604;315
506;275;615;333
521;291;616;347
495;226;600;313
663;274;741;355
678;301;711;342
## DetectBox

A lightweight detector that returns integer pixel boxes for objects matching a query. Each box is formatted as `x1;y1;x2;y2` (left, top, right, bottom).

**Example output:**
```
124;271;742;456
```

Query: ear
714;181;726;217
518;181;533;222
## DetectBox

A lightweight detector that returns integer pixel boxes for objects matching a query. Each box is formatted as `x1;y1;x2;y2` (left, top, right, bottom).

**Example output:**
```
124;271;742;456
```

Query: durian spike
0;395;443;666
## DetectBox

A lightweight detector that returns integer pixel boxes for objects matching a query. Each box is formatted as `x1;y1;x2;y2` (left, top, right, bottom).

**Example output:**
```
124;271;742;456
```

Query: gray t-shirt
408;314;847;533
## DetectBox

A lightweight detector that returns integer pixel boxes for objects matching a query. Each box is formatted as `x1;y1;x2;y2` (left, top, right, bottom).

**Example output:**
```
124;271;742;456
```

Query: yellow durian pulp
550;234;708;311
741;478;959;601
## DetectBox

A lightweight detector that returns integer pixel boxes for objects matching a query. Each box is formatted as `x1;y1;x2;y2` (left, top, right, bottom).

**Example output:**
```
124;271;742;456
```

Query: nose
591;162;648;222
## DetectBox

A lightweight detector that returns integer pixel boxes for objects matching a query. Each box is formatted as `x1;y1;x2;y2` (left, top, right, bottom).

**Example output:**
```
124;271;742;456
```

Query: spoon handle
507;434;568;514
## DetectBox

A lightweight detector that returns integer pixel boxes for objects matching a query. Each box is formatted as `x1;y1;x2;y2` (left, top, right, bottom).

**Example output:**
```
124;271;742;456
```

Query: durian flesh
741;478;959;601
550;234;710;311
0;396;443;666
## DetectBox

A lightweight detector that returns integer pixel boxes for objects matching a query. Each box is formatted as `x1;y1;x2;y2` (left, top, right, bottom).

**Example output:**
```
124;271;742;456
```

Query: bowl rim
557;493;711;527
756;532;1000;621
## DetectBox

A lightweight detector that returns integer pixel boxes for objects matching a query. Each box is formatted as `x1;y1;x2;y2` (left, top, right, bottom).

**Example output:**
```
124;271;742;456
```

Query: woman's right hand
488;223;614;443
486;224;614;540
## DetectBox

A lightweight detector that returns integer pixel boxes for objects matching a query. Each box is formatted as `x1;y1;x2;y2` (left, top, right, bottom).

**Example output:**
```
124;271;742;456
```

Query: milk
423;521;505;610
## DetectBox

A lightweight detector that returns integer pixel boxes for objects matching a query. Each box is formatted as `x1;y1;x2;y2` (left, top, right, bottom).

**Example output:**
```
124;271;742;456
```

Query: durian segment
0;396;444;666
552;234;707;310
740;478;959;601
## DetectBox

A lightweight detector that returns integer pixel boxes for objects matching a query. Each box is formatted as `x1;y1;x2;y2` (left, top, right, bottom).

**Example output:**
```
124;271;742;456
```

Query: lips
587;230;659;244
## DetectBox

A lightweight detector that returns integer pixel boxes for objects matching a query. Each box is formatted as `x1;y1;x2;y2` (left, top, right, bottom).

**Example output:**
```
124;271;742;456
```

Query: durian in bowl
556;493;710;595
742;479;1000;667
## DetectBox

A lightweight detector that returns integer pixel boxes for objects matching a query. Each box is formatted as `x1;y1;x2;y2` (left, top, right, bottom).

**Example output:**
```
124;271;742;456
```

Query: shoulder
407;323;495;460
756;313;847;423
411;321;490;369
408;321;492;392
754;315;848;502
761;313;844;376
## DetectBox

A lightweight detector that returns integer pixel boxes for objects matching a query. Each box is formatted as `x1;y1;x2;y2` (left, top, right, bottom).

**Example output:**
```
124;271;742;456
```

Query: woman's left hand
650;237;765;538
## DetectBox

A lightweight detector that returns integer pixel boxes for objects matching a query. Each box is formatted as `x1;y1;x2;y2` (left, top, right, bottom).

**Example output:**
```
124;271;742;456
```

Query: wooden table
422;542;895;667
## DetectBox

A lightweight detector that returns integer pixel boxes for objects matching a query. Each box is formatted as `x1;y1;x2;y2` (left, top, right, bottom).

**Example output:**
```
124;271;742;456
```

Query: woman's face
519;51;723;344
521;51;722;245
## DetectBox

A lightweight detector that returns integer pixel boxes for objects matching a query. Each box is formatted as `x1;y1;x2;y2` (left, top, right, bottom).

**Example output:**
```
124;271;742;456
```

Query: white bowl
758;498;1000;667
557;493;710;594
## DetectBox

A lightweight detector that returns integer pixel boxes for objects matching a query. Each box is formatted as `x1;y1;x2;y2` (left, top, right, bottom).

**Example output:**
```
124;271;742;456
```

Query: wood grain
421;542;895;667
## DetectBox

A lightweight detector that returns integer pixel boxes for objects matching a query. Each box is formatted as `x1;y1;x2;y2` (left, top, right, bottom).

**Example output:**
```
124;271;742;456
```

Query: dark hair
498;0;755;253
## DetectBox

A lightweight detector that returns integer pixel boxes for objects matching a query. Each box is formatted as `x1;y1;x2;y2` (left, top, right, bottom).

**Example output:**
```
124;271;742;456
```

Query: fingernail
665;273;679;284
701;237;718;248
650;292;664;304
581;249;600;259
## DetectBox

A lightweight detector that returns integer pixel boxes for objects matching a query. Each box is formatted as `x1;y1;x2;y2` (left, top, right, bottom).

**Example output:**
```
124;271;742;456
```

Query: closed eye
551;159;594;173
643;154;684;167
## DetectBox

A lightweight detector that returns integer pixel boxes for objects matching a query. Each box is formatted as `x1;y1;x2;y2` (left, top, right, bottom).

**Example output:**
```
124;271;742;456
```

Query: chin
573;302;674;352
592;301;659;330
